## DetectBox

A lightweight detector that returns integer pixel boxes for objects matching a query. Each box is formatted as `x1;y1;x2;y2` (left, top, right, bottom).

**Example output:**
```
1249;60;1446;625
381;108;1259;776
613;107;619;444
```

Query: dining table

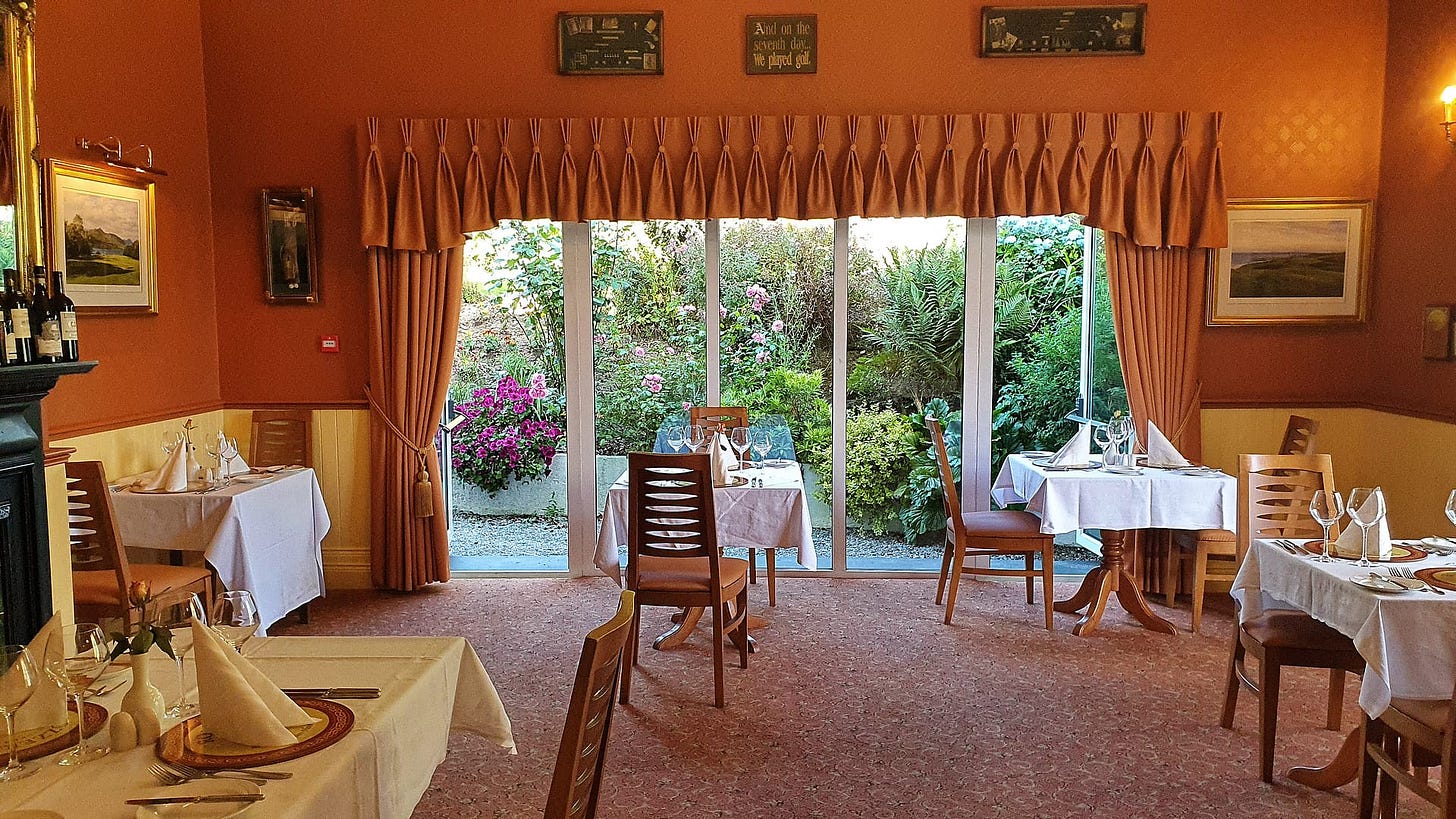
111;467;331;634
991;453;1238;636
0;635;515;818
1230;536;1456;788
594;460;816;648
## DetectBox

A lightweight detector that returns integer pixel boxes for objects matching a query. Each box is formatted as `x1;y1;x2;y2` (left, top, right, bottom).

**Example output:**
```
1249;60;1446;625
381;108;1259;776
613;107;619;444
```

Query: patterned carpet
271;578;1435;818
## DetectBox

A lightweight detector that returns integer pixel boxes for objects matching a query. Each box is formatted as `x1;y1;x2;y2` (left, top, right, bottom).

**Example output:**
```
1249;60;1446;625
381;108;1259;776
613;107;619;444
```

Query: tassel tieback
366;386;438;519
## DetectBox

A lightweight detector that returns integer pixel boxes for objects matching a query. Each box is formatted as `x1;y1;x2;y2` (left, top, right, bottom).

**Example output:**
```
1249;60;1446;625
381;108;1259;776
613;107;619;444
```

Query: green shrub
804;409;918;535
896;398;962;545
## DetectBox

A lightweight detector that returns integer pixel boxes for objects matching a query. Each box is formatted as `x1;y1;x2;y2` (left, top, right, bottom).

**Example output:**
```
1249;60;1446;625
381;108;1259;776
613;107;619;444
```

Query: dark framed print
1423;305;1454;360
1208;199;1374;326
261;187;319;304
980;5;1146;57
48;159;158;314
557;12;663;75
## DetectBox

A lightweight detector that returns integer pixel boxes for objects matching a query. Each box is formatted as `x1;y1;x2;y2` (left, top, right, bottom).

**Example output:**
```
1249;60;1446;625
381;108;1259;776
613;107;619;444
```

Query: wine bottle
0;269;15;366
31;265;61;363
51;270;78;362
5;268;34;364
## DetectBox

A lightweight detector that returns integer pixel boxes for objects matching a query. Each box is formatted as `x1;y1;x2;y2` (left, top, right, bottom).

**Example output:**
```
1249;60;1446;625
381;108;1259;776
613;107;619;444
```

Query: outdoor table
991;453;1237;636
1230;537;1456;789
0;635;514;818
111;467;330;634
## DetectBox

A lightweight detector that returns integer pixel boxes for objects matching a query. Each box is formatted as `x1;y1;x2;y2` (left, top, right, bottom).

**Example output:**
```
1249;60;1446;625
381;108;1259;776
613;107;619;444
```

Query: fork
1389;566;1445;595
165;760;292;781
148;762;269;786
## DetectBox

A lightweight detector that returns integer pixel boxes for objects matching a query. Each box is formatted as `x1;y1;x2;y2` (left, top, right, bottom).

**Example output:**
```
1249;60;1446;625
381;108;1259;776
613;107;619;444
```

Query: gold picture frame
1207;198;1373;325
47;159;158;314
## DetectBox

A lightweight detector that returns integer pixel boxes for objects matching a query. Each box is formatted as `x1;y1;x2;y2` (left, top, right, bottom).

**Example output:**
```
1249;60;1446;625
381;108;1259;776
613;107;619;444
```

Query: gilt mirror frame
2;1;42;280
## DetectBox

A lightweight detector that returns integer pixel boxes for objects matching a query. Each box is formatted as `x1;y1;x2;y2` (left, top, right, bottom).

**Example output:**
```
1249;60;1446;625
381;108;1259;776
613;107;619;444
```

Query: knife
126;794;267;806
283;687;380;699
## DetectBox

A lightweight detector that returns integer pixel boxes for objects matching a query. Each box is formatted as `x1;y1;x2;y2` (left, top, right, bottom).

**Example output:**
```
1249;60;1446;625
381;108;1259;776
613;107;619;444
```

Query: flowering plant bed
452;374;564;495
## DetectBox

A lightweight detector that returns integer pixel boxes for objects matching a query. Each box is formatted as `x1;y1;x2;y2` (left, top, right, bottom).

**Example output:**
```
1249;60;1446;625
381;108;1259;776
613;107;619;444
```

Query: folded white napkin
710;432;738;487
1335;494;1393;560
143;443;191;492
1145;420;1192;468
9;613;68;732
1047;424;1092;467
192;619;315;747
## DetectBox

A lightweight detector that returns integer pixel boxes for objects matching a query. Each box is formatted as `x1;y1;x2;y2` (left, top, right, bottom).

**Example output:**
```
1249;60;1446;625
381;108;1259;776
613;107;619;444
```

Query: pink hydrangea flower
720;305;728;318
666;346;675;355
528;385;547;400
681;401;692;410
593;333;606;344
752;332;767;344
632;346;646;357
530;372;547;390
755;350;769;363
772;320;784;332
641;373;664;394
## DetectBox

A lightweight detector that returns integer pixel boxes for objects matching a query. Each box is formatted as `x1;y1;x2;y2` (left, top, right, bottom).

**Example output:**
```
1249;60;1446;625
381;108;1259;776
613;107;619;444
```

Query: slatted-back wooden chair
1220;453;1365;784
1359;677;1456;818
687;405;778;600
1168;413;1322;632
930;418;1056;629
544;590;635;819
68;460;214;630
249;409;313;468
620;452;749;708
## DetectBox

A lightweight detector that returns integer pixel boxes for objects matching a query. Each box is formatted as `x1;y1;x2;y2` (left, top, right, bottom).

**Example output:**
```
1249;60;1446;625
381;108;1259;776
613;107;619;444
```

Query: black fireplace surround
0;361;95;645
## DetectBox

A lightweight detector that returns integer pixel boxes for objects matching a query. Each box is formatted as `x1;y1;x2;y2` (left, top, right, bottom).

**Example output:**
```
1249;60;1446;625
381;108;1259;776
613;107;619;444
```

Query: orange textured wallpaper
195;0;1388;406
38;0;221;437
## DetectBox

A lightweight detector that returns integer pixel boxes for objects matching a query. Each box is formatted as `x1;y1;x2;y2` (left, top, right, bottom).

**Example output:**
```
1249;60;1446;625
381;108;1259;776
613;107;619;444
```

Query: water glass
212;590;261;653
1446;489;1456;528
1308;490;1345;563
666;426;685;453
751;427;772;463
162;592;209;718
686;425;706;453
1347;487;1385;568
730;427;751;469
1093;425;1116;466
44;624;111;765
0;645;38;781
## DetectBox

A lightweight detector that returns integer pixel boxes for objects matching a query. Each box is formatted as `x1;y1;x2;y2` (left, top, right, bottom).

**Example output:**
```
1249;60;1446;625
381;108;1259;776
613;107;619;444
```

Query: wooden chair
544;590;635;819
249;409;313;468
1219;453;1365;784
1167;413;1321;632
688;406;782;603
1359;684;1455;818
929;418;1055;629
619;452;750;709
68;460;215;629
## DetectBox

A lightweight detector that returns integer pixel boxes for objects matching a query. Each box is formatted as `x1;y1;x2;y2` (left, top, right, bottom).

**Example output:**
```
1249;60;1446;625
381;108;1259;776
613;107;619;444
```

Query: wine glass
751;427;772;464
1093;424;1115;466
212;590;261;653
1108;415;1134;462
1446;489;1456;528
161;431;182;455
730;427;751;470
0;645;38;781
162;592;209;718
1347;487;1386;568
686;425;706;454
1309;490;1345;563
218;437;241;485
666;425;685;453
44;624;111;765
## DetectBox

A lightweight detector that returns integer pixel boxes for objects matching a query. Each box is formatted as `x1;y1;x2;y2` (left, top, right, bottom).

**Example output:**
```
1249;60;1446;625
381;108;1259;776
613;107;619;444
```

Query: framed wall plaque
557;12;663;75
745;15;817;75
1424;305;1454;361
980;5;1146;57
261;187;319;304
48;159;158;314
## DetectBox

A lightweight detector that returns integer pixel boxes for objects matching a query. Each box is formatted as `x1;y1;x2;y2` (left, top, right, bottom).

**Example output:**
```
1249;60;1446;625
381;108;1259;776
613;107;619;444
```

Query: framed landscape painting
47;160;157;313
1207;199;1373;325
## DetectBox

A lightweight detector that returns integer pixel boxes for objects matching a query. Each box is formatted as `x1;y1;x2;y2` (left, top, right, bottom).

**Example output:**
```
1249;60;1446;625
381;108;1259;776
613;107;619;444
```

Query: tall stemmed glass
162;592;209;718
0;646;38;781
666;426;686;453
686;425;706;454
1093;425;1115;466
1347;487;1386;569
751;427;772;465
212;590;261;653
729;427;751;471
1446;489;1456;528
218;437;241;485
1108;415;1134;464
161;431;182;455
44;624;111;765
1309;490;1345;563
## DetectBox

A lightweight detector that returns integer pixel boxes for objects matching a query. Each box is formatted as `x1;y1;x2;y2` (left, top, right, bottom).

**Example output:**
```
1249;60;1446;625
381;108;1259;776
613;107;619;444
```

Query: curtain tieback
1169;380;1204;446
365;386;437;519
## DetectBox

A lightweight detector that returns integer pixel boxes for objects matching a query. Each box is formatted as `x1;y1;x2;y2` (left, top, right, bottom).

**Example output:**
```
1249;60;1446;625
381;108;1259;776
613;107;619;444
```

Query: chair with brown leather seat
1359;681;1456;818
68;460;214;629
619;452;750;709
249;409;313;468
929;418;1055;629
1219;452;1365;784
1167;413;1321;632
545;590;635;819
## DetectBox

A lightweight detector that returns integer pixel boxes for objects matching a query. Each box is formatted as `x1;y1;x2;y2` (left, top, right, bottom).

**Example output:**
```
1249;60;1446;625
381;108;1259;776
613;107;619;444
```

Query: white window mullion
1078;226;1097;417
962;218;996;514
705;219;721;404
562;221;598;577
831;218;849;574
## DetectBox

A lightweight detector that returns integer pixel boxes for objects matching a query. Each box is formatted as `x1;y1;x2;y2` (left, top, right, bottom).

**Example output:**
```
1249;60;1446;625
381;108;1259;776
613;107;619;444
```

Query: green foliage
895;398;962;545
853;243;966;410
804;409;919;535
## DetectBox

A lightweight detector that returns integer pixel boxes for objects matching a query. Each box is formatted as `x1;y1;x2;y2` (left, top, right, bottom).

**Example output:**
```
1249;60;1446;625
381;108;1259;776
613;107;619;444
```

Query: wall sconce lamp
74;136;169;176
1443;85;1456;145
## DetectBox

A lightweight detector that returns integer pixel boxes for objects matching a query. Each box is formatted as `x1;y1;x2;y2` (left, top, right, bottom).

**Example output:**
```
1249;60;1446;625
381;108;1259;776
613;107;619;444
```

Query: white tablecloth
0;636;514;819
1231;538;1456;716
595;462;817;583
990;454;1238;535
112;468;331;634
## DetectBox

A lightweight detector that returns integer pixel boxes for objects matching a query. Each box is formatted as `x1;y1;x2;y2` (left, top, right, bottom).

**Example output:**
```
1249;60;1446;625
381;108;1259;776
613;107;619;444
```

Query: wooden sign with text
558;12;663;75
745;15;817;75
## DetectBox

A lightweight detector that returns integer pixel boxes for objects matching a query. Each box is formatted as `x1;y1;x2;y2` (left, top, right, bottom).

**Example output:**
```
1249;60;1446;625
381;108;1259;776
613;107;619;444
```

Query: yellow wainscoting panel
43;462;75;626
55;410;226;480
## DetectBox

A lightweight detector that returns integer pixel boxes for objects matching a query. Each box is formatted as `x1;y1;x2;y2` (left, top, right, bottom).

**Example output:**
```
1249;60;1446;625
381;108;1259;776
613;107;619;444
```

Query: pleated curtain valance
360;111;1228;252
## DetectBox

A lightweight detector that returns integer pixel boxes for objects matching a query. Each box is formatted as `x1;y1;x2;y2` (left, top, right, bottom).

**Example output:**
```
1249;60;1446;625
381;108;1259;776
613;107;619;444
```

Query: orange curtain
359;111;1229;250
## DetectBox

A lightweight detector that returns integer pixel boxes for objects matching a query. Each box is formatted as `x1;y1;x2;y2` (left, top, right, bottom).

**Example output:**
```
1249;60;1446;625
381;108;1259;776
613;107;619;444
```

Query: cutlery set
1270;539;1450;595
137;759;294;806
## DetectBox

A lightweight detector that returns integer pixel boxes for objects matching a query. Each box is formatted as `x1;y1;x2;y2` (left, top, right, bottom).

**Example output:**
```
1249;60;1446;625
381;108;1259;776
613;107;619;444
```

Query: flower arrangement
452;374;565;495
108;581;177;659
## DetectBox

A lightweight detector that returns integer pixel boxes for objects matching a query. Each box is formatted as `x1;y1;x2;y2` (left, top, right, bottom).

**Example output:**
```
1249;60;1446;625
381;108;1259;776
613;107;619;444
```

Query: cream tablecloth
990;454;1238;534
0;635;514;819
595;462;817;583
112;468;330;634
1231;538;1456;716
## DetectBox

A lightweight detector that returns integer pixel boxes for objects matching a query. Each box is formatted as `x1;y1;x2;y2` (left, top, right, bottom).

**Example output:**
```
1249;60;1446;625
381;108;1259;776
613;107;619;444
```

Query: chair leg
619;605;640;705
1377;728;1399;818
1220;634;1244;729
1191;544;1209;634
1041;544;1054;631
711;597;726;709
1358;716;1379;819
1326;668;1346;731
737;586;750;669
935;532;954;605
1164;545;1178;607
943;536;966;625
1258;654;1281;783
748;548;757;585
1024;552;1034;605
766;549;777;607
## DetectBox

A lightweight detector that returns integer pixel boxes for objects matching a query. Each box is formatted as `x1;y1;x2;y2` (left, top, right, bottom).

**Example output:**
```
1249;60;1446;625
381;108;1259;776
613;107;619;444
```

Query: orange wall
37;0;221;437
1366;0;1456;418
198;0;1388;408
